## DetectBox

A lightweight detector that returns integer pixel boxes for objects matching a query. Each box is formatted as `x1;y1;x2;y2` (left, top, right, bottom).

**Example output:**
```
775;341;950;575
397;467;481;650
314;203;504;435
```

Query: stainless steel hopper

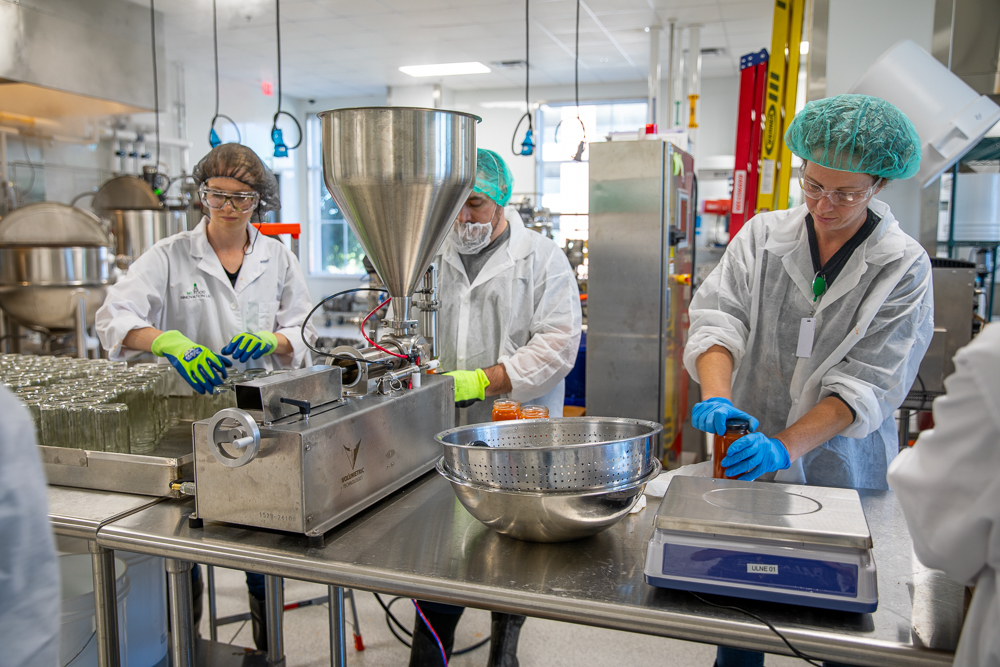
319;107;478;333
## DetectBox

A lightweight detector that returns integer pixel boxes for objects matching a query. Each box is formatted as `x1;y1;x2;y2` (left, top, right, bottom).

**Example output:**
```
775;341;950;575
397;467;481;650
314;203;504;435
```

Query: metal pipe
264;575;285;665
89;542;121;667
328;586;347;667
417;264;439;358
74;291;89;359
686;25;702;148
647;26;661;128
346;589;362;649
165;558;195;667
207;565;219;642
665;22;676;130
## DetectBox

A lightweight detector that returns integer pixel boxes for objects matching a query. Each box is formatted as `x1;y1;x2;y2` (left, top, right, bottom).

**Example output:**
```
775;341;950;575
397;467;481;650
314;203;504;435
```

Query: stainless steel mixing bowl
436;417;662;491
437;458;661;542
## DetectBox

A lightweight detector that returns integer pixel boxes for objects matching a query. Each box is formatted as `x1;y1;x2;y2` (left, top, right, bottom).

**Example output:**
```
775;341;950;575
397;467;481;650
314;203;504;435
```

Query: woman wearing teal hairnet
686;93;933;667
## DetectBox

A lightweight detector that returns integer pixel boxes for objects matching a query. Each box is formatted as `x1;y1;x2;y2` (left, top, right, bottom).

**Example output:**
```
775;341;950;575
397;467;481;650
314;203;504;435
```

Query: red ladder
729;49;768;240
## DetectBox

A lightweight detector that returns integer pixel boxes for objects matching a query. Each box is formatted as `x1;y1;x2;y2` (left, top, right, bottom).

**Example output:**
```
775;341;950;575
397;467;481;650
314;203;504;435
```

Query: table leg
88;542;120;667
328;586;347;667
265;575;285;665
165;559;195;667
207;564;218;642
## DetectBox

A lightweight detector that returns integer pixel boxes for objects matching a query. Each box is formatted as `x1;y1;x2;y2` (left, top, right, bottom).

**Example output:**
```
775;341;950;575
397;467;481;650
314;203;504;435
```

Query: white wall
825;0;935;239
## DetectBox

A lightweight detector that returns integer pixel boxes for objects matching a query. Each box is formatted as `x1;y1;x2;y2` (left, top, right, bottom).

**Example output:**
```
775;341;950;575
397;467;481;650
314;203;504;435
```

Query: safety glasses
199;186;260;212
798;176;882;207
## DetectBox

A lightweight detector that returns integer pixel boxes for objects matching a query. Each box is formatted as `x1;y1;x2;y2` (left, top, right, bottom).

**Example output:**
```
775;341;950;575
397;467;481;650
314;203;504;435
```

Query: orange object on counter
713;418;751;479
492;399;521;421
520;405;549;419
252;222;301;239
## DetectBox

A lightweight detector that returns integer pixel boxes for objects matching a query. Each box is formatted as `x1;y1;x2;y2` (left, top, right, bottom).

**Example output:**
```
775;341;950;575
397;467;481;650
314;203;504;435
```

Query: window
306;116;365;275
536;100;647;242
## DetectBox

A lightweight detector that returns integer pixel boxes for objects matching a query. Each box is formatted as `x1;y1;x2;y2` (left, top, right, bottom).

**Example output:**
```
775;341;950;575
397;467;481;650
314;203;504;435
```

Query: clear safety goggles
798;176;882;207
199;185;260;212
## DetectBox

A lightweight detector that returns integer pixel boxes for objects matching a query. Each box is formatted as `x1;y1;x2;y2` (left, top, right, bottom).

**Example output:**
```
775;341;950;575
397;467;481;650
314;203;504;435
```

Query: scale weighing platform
644;476;877;612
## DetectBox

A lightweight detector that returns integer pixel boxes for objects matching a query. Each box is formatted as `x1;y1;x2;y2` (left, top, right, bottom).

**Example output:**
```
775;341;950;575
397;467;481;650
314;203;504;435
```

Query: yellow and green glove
151;330;232;394
221;331;278;362
443;368;490;405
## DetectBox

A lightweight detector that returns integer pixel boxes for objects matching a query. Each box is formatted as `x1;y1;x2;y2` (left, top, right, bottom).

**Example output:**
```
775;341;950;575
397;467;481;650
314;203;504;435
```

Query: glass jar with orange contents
519;405;549;419
713;417;751;479
492;399;521;421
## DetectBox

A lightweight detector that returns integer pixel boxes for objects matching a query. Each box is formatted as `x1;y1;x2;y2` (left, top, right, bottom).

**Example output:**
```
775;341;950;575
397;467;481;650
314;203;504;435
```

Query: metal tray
41;422;194;497
653;476;873;549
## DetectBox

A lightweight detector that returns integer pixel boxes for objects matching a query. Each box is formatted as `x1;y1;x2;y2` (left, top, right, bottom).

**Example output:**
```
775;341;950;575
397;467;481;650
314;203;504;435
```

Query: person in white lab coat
95;144;317;651
0;387;59;667
888;323;1000;667
411;149;581;667
684;95;932;667
438;148;582;425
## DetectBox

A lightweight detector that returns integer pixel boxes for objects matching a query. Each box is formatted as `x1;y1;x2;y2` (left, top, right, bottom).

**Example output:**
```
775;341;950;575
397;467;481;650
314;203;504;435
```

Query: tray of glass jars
1;354;268;497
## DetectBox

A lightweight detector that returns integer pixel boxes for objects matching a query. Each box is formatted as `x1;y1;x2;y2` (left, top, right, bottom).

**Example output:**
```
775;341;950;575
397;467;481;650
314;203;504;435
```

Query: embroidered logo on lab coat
180;283;211;300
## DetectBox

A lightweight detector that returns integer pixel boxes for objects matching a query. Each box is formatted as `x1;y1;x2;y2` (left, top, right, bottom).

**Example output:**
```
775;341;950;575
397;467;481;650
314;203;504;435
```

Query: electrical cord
372;593;490;656
300;287;397;366
150;0;161;170
361;297;408;359
271;0;303;153
209;0;242;146
688;592;823;666
553;0;587;160
510;0;533;157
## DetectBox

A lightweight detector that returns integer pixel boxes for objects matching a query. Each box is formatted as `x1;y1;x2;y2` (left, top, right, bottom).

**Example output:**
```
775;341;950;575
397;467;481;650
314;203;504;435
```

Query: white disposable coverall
684;200;933;489
888;323;1000;667
96;218;317;373
0;387;59;667
436;207;582;424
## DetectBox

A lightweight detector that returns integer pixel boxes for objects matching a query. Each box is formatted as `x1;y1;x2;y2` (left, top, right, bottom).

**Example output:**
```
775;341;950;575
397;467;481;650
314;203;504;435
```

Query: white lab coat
0;387;59;667
96;218;317;373
888;323;1000;667
436;207;583;424
684;200;933;489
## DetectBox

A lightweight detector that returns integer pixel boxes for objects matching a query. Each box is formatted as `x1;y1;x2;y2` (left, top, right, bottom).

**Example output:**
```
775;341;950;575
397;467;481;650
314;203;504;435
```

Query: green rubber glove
443;368;491;403
221;330;278;362
151;330;232;394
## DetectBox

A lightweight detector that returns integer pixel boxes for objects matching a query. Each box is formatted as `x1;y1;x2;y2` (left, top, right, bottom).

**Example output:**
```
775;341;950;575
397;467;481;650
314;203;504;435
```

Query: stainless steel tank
0;202;115;330
93;175;182;270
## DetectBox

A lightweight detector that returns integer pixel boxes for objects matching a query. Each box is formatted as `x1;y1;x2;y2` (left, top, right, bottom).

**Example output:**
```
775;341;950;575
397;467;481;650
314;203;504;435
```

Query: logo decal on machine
344;439;362;470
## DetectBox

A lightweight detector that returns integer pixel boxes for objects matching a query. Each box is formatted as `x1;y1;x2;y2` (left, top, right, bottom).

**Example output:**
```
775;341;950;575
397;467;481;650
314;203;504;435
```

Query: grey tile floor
200;566;805;667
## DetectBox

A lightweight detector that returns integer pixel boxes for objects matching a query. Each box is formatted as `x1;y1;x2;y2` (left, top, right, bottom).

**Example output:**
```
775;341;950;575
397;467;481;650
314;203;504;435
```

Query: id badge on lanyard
796;318;816;358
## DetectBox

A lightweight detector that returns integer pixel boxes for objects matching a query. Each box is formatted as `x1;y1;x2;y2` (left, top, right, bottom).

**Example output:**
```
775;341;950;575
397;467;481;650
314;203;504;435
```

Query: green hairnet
193;144;281;216
784;94;921;180
474;148;514;207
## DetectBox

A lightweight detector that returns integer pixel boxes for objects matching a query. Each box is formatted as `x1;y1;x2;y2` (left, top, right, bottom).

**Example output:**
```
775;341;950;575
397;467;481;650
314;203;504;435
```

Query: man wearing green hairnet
412;148;582;667
684;94;933;665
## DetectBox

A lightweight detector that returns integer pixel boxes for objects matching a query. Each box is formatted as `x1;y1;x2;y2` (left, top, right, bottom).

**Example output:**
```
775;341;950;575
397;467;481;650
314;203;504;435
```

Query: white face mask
452;221;493;254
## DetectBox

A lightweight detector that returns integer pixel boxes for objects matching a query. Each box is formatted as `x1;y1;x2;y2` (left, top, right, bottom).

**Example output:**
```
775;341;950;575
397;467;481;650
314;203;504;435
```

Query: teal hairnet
784;94;922;180
474;148;514;207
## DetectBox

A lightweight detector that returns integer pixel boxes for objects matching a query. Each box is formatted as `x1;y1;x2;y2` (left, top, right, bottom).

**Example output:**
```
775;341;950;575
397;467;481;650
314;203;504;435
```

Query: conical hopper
319;107;478;320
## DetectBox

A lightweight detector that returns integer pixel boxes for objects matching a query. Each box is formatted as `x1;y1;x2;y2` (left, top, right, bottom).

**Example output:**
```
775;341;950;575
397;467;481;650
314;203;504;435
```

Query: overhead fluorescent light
399;62;491;77
800;41;810;54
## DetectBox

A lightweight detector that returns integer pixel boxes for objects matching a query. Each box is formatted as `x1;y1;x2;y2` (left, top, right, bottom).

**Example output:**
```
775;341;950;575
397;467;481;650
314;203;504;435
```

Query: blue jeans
246;572;265;600
716;646;855;667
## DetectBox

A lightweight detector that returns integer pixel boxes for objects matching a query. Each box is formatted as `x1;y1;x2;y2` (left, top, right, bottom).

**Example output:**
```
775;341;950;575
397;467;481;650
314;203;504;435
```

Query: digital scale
644;476;877;613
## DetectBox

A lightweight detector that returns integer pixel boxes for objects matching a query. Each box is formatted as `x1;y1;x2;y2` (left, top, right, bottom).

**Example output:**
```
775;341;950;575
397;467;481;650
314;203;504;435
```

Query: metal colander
436;417;662;492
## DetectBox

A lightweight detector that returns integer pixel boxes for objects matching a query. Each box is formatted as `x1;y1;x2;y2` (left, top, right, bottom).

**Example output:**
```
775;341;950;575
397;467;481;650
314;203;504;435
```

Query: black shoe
487;613;525;667
248;593;268;652
408;604;463;667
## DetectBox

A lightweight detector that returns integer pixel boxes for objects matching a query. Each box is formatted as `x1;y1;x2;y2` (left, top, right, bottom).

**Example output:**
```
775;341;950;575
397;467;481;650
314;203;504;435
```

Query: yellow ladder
756;0;805;213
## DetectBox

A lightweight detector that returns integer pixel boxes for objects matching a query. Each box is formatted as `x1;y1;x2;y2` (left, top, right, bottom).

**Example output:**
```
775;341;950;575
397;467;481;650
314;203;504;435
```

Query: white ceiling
148;0;774;99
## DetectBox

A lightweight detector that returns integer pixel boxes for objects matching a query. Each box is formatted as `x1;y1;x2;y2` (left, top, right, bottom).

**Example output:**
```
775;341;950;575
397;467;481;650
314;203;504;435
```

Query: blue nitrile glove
720;432;791;481
221;331;278;362
151;330;232;394
443;369;490;403
691;397;759;436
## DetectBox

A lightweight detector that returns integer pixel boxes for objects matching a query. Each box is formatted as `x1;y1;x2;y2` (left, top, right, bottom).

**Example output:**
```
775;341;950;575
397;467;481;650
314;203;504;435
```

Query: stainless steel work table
48;486;166;667
97;473;966;667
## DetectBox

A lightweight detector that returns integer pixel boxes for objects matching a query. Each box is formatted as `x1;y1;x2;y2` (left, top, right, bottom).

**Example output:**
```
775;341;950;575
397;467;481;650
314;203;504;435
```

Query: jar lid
725;417;751;429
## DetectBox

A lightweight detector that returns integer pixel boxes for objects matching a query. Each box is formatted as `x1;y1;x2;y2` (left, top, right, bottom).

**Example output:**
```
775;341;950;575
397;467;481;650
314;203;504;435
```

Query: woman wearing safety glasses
686;93;933;488
97;143;317;389
685;93;933;667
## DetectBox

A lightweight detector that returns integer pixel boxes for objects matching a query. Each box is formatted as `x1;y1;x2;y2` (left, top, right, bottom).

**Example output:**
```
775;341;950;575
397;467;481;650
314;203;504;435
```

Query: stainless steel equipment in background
586;140;696;460
93;175;185;270
192;107;476;537
0;202;115;356
915;259;977;395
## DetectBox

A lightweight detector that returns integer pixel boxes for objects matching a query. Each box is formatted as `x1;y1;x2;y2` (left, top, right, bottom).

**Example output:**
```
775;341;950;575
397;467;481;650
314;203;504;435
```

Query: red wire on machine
361;297;408;359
